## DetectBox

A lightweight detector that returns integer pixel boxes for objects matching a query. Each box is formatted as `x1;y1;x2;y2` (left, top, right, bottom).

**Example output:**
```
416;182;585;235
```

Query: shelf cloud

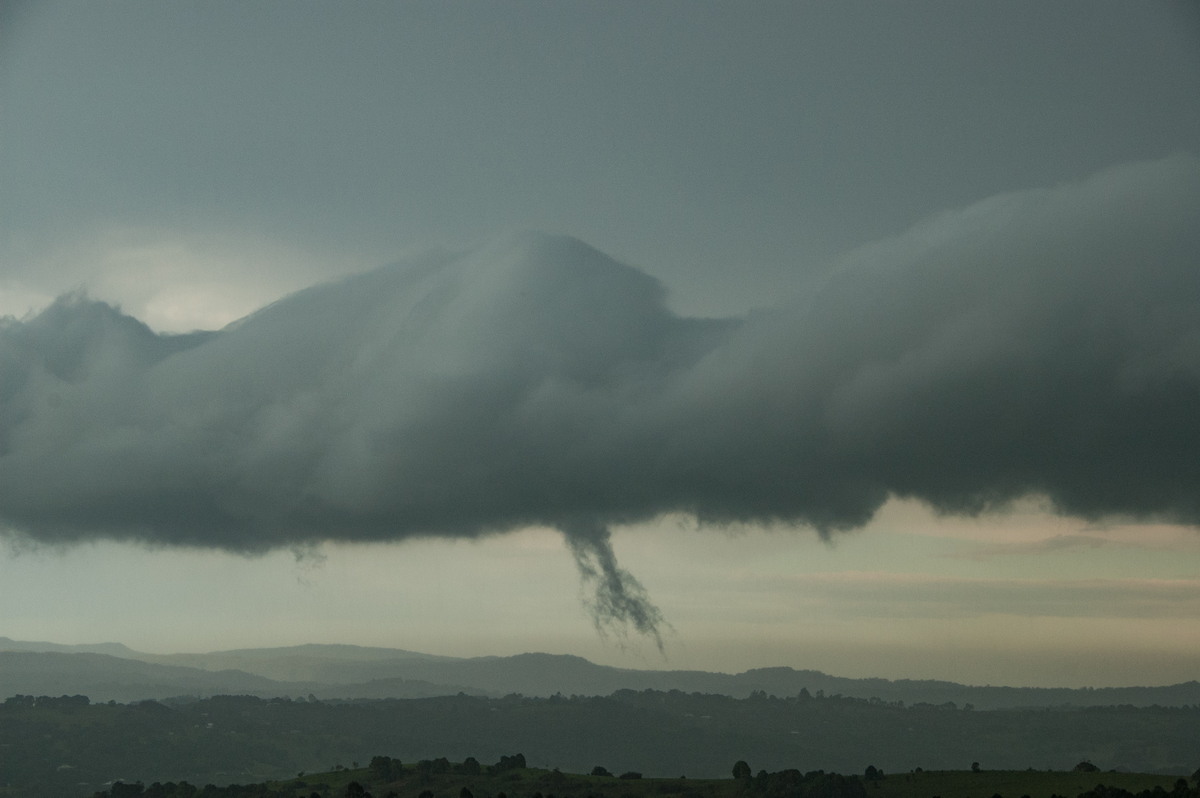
2;156;1198;639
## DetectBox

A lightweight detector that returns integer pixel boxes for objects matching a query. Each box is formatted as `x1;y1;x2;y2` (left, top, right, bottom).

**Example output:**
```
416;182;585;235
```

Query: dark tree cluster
1078;780;1199;798
96;781;296;798
490;754;529;775
5;693;90;708
747;768;867;798
370;756;405;782
416;758;453;776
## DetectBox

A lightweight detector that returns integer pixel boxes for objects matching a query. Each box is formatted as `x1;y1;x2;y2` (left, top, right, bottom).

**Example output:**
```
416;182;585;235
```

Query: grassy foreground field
223;762;1189;798
869;769;1183;798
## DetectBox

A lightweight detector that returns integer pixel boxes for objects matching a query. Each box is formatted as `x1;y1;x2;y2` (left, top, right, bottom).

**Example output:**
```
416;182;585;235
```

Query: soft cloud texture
4;2;1198;322
2;157;1198;637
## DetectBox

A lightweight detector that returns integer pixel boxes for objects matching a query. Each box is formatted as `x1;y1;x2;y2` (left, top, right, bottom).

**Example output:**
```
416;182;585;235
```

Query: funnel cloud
2;157;1199;639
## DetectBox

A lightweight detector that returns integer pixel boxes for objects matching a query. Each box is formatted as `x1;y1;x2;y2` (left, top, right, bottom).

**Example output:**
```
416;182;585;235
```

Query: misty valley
1;642;1198;798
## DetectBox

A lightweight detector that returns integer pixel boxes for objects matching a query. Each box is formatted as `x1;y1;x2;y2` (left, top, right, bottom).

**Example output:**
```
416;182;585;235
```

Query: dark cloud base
2;157;1198;638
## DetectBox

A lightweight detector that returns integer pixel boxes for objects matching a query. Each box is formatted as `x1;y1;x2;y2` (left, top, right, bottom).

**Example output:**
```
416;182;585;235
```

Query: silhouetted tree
371;756;403;781
490;754;527;774
733;761;752;781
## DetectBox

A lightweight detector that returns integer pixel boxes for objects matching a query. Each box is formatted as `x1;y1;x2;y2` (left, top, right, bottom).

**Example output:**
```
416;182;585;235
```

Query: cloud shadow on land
1;156;1198;641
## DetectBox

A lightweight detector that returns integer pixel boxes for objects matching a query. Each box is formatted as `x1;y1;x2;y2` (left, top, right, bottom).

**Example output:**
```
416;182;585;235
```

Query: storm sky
2;1;1199;686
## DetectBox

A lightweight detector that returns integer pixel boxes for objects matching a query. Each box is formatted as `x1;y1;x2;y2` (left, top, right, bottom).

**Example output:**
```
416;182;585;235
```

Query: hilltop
3;638;1199;709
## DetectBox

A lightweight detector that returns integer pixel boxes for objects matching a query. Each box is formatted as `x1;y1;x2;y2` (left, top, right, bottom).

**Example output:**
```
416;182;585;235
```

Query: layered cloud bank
2;157;1198;636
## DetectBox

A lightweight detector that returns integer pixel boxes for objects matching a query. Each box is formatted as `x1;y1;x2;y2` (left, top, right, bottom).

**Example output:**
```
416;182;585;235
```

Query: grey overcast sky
2;1;1199;687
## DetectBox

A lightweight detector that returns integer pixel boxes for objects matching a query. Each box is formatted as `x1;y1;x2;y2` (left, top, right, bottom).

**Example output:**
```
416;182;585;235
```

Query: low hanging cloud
2;156;1198;639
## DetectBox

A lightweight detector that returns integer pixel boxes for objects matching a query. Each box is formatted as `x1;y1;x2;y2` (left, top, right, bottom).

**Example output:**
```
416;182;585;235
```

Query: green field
870;769;1183;798
233;763;1190;798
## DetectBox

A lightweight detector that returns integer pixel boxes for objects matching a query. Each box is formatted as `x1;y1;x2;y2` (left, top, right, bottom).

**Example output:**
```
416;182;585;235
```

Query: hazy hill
3;638;1199;708
0;649;484;703
0;650;285;702
0;636;141;658
140;643;457;683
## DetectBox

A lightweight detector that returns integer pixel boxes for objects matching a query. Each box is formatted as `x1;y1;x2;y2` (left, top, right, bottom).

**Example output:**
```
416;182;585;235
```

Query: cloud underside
2;156;1199;639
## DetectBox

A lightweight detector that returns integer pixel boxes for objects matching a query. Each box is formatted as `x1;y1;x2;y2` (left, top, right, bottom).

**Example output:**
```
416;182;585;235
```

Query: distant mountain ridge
0;636;141;658
2;637;1198;709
